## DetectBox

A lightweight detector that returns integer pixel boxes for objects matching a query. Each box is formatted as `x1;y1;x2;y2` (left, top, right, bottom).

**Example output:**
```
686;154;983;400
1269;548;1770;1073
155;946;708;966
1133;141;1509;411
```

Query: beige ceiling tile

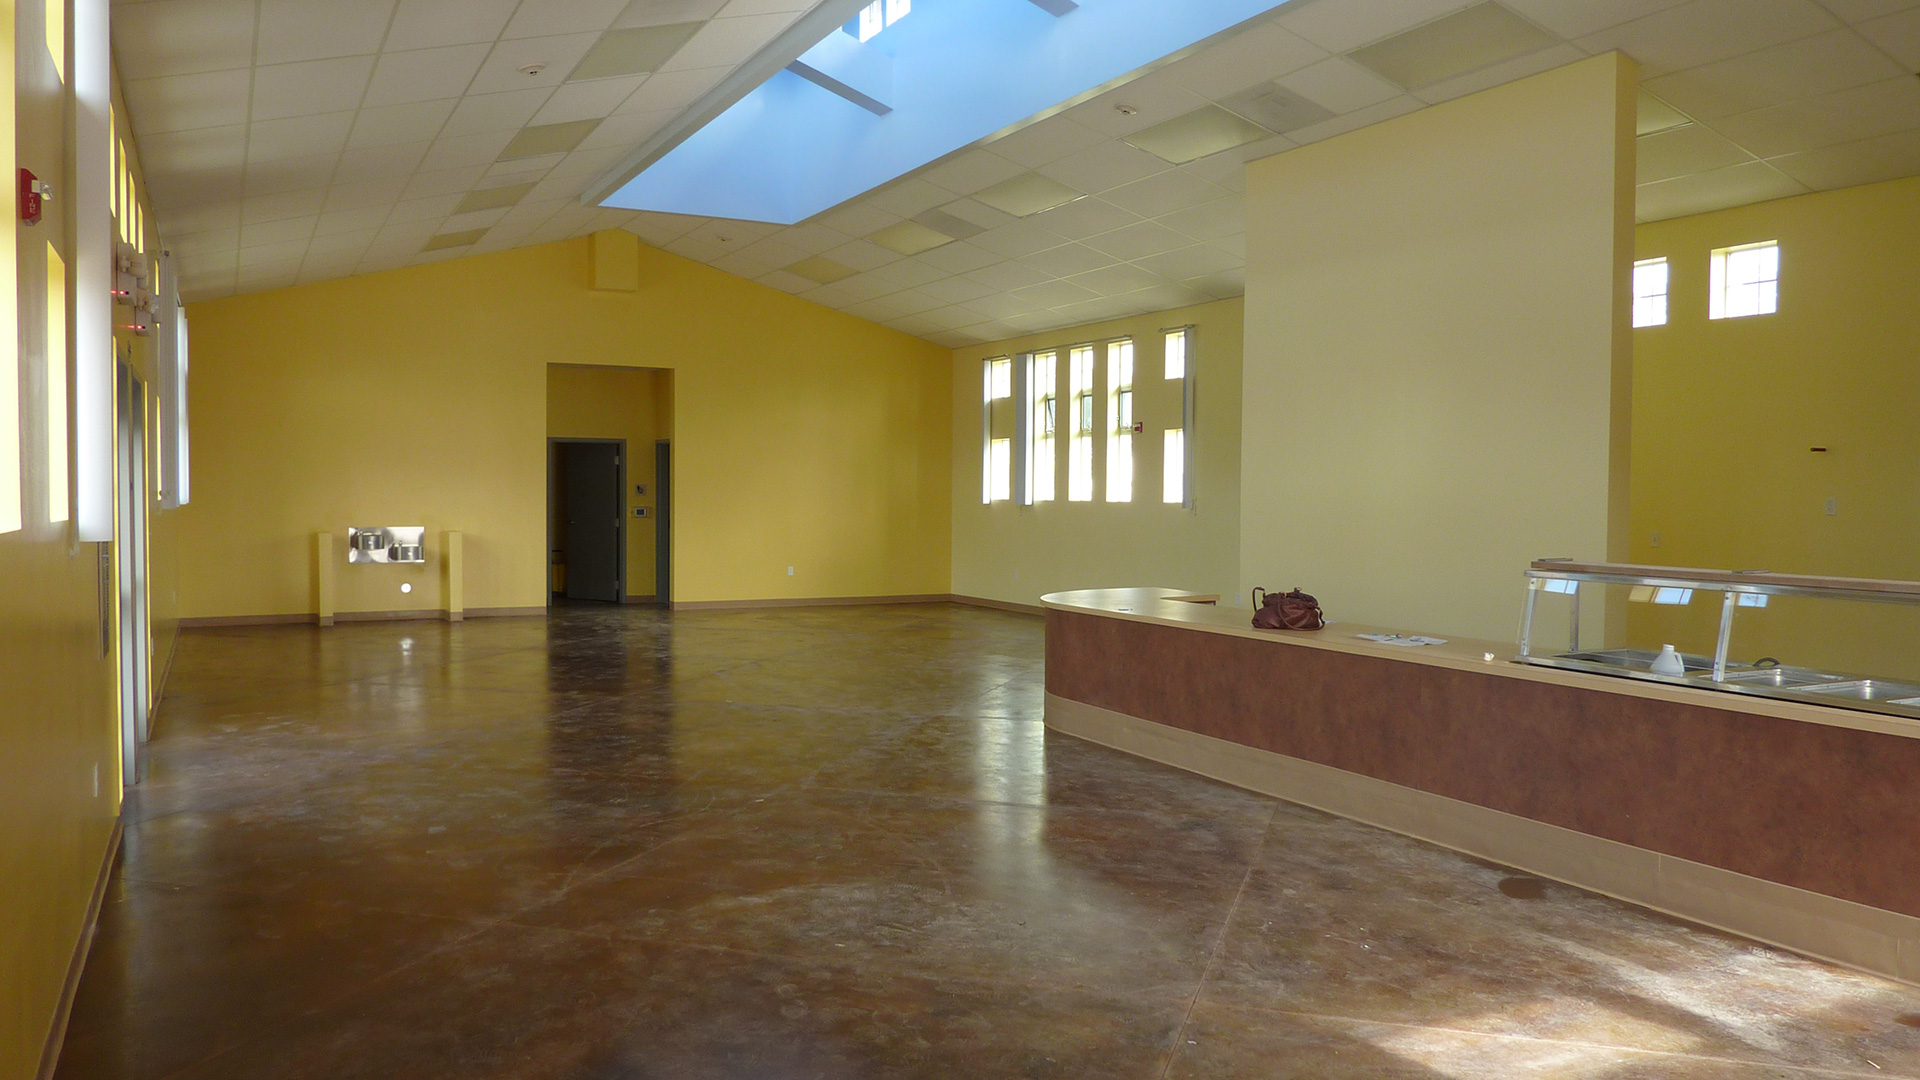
157;202;244;237
178;250;239;274
239;215;317;248
321;179;408;217
1132;243;1242;281
1100;169;1225;219
1349;3;1559;90
1178;148;1251;192
1158;21;1327;100
967;219;1071;260
914;150;1027;198
317;206;394;236
615;66;730;113
236;237;310;266
347;100;458;148
1635;159;1810;220
333;142;432;184
1410;43;1585;104
486;153;565;176
1023;242;1115;278
242;154;339;196
363;45;492;108
111;0;257;80
1158;197;1243;242
136;125;247;174
147;166;243;210
246;113;357;163
616;0;729;29
865;256;945;289
1818;0;1920;21
252;57;378;121
1080;220;1191;262
1062;79;1210;140
1766;127;1920;188
419;130;518;170
444;88;556;136
660;12;795;71
469;34;603;95
303;230;376;257
385;0;520;51
820;238;900;271
256;0;395;65
1277;57;1403;113
819;203;902;236
1643;28;1906;120
1577;0;1841;78
963;260;1054;293
865;178;958;218
164;229;240;256
441;206;514;232
915;240;1001;275
1712;75;1920;156
387;193;466;224
402;165;489;199
987;116;1110;170
1857;7;1920;67
1027;195;1142;239
503;0;631;39
571;23;704;79
1036;140;1172;194
452;181;537;212
620;211;706;245
577;109;673;150
1499;0;1691;38
1184;268;1247;300
532;78;647;124
1282;94;1424;146
1637;122;1758;182
124;70;252;134
1277;0;1479;52
1070;262;1169;298
500;120;601;159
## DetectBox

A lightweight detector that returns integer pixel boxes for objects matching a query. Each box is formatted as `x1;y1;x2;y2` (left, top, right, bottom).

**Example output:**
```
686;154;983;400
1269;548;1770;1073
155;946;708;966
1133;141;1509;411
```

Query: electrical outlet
1826;497;1838;516
1649;531;1660;548
787;566;795;576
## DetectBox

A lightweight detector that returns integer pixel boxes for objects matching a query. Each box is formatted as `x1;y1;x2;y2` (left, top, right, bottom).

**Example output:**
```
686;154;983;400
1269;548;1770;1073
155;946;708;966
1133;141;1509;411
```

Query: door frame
547;437;627;605
654;439;671;607
116;360;152;784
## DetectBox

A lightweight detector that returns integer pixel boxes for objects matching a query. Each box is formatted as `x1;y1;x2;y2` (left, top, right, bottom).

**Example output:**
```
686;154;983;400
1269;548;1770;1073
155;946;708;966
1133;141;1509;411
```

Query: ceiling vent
1124;105;1271;164
1347;2;1556;90
1220;84;1335;135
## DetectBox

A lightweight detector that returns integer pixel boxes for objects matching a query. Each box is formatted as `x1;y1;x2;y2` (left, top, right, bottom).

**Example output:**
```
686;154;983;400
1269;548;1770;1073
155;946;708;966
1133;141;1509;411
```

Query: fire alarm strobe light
19;168;52;225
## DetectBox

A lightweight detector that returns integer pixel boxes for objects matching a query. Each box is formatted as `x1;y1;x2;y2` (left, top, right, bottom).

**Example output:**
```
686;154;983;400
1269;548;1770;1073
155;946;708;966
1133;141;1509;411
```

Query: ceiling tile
242;154;339;196
384;0;521;51
1710;74;1920;156
865;178;957;218
1024;242;1116;278
1576;0;1842;78
1158;197;1244;242
333;142;432;183
243;188;330;224
1277;57;1404;113
1281;94;1425;146
1069;262;1166;297
1642;28;1907;120
1499;0;1691;38
1157;21;1327;101
1635;159;1811;220
1132;244;1242;281
616;66;731;114
166;229;241;256
1814;0;1920;21
125;70;253;134
914;150;1028;197
137;125;248;174
364;45;493;108
246;113;357;164
1766;126;1920;187
1857;7;1920;68
419;130;518;170
347;100;458;148
1099;169;1224;219
1061;79;1210;140
256;0;396;66
239;215;317;247
1013;279;1100;309
967;219;1071;259
112;0;257;80
1348;3;1559;91
501;120;602;158
914;240;1001;274
986;116;1109;169
1409;43;1586;105
1027;196;1141;239
821;238;900;271
918;274;995;304
578;109;675;149
323;177;411;211
1277;0;1479;52
402;167;489;200
388;192;465;224
252;57;379;121
468;34;603;95
962;259;1053;292
572;23;704;79
1036;139;1172;194
534;77;647;124
444;88;557;136
1637;123;1759;182
1080;220;1192;262
617;0;730;29
503;0;631;39
147;166;243;211
972;173;1082;217
661;13;799;71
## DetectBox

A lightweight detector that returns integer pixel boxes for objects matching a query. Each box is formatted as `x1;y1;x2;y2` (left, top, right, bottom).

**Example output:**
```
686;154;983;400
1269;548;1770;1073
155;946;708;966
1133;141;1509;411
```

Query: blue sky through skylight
601;0;1295;224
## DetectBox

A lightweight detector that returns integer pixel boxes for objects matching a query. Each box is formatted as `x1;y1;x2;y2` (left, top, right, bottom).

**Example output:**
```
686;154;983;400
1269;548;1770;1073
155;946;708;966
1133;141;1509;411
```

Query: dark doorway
655;440;672;606
549;440;624;604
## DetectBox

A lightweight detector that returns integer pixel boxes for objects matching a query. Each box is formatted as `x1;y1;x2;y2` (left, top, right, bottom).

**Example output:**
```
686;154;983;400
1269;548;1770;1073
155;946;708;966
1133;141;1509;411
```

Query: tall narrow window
48;244;68;522
1028;350;1056;503
1105;339;1133;503
46;0;65;82
1163;429;1185;505
1068;345;1095;502
854;0;908;40
982;356;1012;503
1709;241;1778;320
1165;327;1186;381
1632;257;1668;328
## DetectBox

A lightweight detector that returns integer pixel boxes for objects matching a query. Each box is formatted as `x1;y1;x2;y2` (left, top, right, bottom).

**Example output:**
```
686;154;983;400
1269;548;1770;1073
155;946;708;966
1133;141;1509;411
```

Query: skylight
600;0;1296;225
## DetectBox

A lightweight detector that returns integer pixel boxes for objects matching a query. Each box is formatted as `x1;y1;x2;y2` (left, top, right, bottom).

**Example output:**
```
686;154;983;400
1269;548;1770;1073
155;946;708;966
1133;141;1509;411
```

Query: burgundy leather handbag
1251;587;1326;631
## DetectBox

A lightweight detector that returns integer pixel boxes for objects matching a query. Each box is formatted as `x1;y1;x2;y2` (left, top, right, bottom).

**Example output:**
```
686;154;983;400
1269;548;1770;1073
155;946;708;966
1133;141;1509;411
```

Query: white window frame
1632;257;1668;328
1709;240;1778;320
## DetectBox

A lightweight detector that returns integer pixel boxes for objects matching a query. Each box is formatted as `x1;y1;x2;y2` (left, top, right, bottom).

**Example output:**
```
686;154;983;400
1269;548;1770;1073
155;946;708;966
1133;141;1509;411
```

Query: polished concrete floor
54;603;1920;1079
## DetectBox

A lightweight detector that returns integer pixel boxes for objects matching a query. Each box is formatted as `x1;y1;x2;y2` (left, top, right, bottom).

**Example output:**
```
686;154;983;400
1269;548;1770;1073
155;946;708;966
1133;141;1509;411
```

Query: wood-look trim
182;606;546;628
1047;693;1920;987
670;593;952;612
460;606;546;619
36;816;123;1080
949;595;1045;616
178;612;318;629
622;594;659;605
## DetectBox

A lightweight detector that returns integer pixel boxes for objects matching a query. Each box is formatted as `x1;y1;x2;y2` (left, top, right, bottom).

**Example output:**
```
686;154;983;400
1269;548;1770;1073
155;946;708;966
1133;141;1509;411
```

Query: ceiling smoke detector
518;62;548;77
1113;103;1139;116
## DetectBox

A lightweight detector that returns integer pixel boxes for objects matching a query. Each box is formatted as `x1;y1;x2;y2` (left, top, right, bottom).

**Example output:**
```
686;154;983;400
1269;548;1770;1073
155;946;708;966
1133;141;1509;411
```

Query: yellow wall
1239;54;1636;642
547;363;665;599
177;234;952;618
951;299;1242;607
1630;175;1920;679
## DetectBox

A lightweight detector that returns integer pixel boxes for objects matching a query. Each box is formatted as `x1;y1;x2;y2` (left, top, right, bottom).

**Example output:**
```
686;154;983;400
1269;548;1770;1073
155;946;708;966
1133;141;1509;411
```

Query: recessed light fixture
869;220;955;255
422;229;487;252
972;172;1081;217
1346;2;1555;90
785;256;858;284
570;23;702;81
1124;105;1271;164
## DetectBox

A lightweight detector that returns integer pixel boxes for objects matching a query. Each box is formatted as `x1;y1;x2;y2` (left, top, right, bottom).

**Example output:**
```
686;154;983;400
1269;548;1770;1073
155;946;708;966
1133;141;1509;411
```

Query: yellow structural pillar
314;532;335;627
444;531;464;621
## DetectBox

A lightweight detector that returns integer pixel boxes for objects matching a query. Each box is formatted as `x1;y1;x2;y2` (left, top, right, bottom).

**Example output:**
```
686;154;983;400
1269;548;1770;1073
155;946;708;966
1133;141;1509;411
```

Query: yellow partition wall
176;234;952;619
1630;175;1920;677
1239;54;1636;642
950;299;1243;609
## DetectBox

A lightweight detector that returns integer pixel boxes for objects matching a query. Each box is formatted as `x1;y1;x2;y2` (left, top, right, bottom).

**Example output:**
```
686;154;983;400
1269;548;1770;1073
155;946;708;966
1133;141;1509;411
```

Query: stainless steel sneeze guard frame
1518;560;1920;720
346;526;426;564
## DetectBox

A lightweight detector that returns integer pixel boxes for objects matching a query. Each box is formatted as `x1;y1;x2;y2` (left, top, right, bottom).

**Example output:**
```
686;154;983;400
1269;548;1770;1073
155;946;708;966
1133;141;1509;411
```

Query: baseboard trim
949;594;1045;616
37;815;123;1080
670;593;952;612
182;606;545;629
461;606;546;619
178;612;316;629
622;594;658;605
1045;692;1920;987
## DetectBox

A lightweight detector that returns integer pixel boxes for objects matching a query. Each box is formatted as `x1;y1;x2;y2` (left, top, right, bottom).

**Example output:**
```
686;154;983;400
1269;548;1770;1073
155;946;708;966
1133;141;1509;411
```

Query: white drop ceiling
116;0;1920;347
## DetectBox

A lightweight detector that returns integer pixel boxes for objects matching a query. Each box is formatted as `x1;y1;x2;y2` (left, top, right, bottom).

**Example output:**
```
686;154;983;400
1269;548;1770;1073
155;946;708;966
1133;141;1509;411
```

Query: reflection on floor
55;604;1920;1079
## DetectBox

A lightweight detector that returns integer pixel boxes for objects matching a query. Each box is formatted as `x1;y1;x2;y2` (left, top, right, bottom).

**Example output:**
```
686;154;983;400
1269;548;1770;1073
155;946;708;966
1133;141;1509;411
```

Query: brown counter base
1046;692;1920;986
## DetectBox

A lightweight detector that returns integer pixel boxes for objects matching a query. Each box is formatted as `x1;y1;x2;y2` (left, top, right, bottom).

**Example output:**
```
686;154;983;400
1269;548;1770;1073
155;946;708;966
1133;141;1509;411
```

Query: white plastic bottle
1650;644;1686;676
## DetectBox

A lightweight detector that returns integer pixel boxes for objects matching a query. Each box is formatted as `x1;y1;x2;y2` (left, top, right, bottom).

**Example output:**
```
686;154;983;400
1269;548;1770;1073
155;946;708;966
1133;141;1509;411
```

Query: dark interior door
563;442;622;602
655;441;671;605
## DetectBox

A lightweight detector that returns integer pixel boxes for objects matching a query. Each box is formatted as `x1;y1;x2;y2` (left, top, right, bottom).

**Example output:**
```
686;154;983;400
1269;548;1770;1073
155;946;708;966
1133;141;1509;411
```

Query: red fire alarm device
19;169;50;225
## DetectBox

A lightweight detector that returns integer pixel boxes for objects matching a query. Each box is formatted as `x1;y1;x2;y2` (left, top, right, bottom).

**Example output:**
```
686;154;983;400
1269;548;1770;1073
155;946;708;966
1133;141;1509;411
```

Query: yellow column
444;530;464;621
314;532;334;626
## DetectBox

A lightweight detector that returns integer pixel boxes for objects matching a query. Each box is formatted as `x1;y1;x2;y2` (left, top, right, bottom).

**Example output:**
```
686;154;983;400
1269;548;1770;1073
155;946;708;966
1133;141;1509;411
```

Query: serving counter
1042;587;1920;984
